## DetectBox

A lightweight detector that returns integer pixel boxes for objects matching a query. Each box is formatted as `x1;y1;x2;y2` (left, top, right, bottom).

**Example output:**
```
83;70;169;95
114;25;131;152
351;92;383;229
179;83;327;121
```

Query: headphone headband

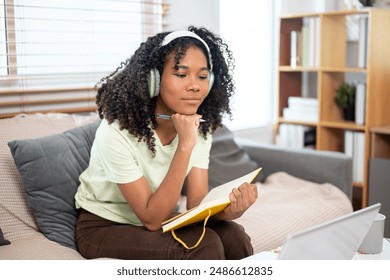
161;30;213;70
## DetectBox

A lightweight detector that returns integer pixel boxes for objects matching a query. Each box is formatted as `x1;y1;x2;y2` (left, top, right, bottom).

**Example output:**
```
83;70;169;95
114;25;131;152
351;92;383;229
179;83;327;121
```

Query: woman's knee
184;228;225;260
208;221;253;259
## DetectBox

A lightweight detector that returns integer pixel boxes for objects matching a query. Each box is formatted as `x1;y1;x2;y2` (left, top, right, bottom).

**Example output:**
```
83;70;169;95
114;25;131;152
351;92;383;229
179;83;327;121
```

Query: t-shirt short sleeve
96;121;143;184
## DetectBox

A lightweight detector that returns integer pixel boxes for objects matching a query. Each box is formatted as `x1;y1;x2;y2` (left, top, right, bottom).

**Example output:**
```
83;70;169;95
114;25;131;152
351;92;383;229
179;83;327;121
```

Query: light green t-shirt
75;119;212;225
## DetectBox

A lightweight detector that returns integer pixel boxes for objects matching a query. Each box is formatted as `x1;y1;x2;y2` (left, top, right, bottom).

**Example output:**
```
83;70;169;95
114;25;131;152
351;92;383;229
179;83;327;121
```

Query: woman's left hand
217;183;258;220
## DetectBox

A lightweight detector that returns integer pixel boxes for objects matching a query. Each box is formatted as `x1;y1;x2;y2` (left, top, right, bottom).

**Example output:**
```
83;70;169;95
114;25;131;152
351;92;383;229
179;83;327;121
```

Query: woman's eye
174;73;186;78
199;75;208;80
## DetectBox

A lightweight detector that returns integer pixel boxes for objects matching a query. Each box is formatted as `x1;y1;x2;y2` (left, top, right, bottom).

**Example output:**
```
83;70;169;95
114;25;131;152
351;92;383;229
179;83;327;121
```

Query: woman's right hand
171;113;202;151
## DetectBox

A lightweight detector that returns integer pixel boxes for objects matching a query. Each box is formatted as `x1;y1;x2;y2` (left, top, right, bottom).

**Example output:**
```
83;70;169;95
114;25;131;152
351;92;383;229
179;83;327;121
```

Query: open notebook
245;203;381;260
162;167;262;233
162;167;262;249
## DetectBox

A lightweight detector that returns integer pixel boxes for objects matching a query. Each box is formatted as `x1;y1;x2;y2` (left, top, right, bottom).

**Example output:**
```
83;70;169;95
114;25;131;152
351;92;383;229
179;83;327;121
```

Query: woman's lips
181;98;201;104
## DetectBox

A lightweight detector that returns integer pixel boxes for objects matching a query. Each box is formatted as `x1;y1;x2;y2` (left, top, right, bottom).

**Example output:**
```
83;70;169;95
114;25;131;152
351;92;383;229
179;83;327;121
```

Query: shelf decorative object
359;0;376;7
335;82;356;121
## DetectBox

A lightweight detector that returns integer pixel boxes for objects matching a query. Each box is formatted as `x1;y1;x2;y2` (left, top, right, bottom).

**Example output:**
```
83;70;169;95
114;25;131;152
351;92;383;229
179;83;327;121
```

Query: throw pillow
7;120;100;250
0;228;11;246
208;125;261;189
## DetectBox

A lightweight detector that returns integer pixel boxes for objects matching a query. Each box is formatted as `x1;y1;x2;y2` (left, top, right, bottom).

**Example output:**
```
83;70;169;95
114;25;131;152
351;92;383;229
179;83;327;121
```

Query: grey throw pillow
7;120;100;250
208;125;260;189
0;228;11;246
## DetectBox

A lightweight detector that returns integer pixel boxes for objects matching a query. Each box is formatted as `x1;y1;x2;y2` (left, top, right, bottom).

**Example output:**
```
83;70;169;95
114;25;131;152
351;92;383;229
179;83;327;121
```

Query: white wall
164;0;219;33
219;0;274;131
279;0;338;14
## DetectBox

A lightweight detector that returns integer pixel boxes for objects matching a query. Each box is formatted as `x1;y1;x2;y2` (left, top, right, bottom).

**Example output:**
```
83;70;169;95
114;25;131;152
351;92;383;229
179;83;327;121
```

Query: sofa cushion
7;120;100;250
208;125;261;189
0;113;84;242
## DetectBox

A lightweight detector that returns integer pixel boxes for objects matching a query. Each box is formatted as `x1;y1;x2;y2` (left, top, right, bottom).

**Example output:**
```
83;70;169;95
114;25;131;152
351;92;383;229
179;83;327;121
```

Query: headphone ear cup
148;68;160;98
207;71;214;94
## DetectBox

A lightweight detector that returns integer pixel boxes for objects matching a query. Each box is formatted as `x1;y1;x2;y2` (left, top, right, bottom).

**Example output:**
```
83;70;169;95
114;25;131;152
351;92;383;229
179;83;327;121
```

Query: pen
157;114;206;123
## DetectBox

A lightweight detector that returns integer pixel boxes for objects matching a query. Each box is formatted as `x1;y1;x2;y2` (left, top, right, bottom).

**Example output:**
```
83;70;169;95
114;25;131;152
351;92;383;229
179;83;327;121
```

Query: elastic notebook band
171;209;212;250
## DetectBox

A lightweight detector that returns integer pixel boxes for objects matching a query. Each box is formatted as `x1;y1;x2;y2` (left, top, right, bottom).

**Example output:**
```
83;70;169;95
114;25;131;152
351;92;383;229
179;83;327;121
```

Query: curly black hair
96;26;235;156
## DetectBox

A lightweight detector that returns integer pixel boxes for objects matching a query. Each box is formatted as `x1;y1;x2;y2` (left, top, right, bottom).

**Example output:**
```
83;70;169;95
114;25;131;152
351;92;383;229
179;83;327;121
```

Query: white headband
161;30;213;70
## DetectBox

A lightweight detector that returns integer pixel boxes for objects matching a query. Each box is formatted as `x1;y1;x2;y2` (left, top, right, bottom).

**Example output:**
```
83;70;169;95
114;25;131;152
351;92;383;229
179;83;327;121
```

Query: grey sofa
239;139;352;200
0;113;353;259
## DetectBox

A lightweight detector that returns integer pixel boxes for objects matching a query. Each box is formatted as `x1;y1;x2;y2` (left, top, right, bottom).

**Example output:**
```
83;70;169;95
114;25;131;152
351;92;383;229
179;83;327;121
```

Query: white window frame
0;0;165;118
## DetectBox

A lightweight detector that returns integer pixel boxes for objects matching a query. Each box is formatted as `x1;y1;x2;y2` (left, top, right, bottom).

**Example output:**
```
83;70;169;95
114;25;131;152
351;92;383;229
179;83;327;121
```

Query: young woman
74;26;258;260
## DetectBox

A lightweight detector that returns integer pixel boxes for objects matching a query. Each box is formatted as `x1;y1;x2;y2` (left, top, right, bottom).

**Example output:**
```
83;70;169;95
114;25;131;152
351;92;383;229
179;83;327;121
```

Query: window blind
0;0;168;118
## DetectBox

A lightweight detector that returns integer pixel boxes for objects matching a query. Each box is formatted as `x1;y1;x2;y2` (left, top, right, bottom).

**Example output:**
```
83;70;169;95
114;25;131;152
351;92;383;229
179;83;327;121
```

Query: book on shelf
355;82;366;125
354;132;365;183
344;130;365;182
162;167;262;233
344;130;354;160
307;17;317;67
314;16;320;67
358;15;368;68
288;96;319;109
301;23;309;67
290;30;301;67
278;124;316;149
283;107;318;122
300;17;320;67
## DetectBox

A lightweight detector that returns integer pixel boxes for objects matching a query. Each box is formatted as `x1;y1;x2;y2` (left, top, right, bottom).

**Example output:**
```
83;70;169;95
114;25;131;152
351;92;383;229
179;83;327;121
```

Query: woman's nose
187;78;200;92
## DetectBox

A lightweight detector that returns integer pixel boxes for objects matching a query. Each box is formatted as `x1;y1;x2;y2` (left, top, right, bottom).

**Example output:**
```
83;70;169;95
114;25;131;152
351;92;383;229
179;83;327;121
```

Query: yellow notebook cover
162;167;262;233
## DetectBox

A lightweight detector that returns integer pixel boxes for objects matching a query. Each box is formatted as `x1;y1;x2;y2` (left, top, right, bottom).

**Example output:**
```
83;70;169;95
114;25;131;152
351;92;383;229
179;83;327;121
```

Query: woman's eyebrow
174;65;189;70
172;64;210;71
173;65;209;71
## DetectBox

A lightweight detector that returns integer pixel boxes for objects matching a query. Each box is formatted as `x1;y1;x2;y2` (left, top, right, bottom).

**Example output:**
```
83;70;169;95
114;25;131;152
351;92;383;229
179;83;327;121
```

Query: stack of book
344;130;365;182
283;96;319;123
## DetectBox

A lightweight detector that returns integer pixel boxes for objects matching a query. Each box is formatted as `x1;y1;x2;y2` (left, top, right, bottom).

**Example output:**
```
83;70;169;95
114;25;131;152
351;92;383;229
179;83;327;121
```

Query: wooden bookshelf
371;126;390;159
277;9;390;208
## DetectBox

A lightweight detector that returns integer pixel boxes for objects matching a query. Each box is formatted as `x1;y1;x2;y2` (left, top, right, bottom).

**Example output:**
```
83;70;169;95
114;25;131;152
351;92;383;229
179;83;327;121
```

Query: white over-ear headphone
148;30;214;98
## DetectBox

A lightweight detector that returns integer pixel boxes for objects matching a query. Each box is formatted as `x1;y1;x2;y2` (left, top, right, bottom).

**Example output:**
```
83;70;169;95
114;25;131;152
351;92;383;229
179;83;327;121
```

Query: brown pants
75;209;253;260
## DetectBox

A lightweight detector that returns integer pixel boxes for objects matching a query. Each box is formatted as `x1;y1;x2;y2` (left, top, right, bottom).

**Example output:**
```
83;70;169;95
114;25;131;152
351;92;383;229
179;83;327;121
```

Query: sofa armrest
236;139;353;200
